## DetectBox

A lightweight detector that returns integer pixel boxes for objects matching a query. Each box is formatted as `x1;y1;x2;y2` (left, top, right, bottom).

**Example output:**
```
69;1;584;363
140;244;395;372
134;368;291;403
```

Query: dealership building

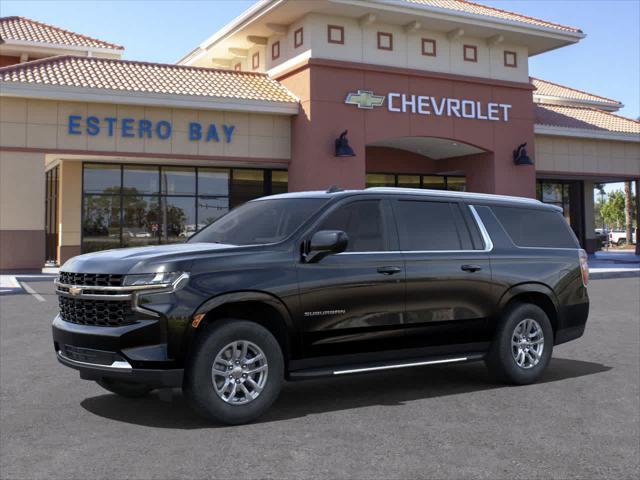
1;0;639;270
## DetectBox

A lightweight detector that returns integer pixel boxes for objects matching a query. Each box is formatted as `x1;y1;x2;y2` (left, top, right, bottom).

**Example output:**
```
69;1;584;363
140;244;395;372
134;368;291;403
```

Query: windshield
188;198;327;246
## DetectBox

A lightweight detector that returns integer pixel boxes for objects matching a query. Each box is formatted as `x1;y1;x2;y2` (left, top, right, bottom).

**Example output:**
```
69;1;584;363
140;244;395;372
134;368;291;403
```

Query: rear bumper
554;301;589;345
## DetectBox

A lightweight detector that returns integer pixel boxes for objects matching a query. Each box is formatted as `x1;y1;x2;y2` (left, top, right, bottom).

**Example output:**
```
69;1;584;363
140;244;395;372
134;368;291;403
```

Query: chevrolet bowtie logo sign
345;90;385;109
69;287;82;297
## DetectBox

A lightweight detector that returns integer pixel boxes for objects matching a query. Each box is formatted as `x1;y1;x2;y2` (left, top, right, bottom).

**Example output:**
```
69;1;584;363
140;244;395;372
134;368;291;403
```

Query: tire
97;378;153;398
183;319;284;425
485;303;553;385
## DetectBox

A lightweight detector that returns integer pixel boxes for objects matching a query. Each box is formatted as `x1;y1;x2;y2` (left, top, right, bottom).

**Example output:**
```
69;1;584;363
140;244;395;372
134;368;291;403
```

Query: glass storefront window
423;176;446;190
81;163;286;253
366;174;395;187
271;171;288;195
198;168;229;196
161;167;195;195
122;195;160;248
198;197;229;227
161;197;197;243
82;195;121;253
83;164;121;194
231;169;264;207
123;166;159;195
447;177;466;191
397;175;421;189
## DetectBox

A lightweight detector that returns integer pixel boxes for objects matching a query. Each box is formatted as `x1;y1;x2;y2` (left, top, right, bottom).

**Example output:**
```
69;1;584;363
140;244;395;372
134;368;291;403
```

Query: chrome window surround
336;204;493;255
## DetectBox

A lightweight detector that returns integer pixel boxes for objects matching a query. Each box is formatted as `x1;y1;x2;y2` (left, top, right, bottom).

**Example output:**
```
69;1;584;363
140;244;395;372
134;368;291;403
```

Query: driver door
295;198;406;359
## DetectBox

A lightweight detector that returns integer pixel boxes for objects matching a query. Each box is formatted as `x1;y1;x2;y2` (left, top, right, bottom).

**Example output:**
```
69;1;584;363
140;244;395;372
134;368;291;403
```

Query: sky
1;0;637;193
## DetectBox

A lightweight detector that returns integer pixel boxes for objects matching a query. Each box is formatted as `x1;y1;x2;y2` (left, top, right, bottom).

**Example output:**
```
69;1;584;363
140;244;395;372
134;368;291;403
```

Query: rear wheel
96;378;153;398
486;303;553;385
184;319;284;425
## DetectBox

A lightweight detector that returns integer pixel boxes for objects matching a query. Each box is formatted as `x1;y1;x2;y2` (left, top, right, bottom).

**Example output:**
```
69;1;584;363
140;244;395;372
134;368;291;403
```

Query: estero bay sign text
67;115;236;142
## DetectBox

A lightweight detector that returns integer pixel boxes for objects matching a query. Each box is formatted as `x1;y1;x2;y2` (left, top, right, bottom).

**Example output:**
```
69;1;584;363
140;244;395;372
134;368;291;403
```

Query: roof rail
365;187;545;206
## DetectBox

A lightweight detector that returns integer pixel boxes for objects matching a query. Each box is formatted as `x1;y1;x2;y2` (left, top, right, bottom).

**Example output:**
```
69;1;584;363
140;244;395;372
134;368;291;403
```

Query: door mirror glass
305;230;348;263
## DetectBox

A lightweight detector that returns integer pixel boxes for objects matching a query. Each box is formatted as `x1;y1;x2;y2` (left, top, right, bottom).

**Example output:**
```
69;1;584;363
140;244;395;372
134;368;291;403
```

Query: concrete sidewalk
589;251;640;279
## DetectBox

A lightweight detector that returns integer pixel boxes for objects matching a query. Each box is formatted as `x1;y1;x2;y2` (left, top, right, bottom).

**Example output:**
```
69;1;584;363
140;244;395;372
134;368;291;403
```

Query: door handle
377;266;402;275
461;264;482;272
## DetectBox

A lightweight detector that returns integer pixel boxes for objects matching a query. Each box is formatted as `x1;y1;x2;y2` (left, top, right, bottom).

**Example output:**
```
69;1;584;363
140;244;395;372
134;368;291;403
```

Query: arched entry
365;136;494;193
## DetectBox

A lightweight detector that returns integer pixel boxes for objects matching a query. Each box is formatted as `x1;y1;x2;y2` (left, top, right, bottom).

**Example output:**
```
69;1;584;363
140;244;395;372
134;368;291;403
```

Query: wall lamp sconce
335;130;355;157
513;142;533;165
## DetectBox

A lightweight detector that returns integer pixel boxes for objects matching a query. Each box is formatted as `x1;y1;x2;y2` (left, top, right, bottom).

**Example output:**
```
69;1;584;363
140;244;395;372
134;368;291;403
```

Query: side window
394;200;472;251
491;206;578;248
317;200;387;252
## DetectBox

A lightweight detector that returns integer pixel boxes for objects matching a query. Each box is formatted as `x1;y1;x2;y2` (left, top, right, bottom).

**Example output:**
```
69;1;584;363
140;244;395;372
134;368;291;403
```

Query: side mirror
304;230;348;263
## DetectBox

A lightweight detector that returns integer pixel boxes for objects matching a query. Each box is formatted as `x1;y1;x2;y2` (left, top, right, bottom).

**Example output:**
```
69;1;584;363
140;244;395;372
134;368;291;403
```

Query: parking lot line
19;281;46;302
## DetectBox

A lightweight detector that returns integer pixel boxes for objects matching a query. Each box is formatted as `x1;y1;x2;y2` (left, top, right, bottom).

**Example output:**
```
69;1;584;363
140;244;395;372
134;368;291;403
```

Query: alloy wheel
211;340;269;405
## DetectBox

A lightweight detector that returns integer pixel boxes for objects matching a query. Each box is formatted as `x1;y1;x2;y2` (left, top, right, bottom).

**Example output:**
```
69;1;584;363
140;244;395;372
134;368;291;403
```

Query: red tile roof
0;16;123;50
0;55;299;104
532;77;621;106
535;103;640;134
402;0;581;33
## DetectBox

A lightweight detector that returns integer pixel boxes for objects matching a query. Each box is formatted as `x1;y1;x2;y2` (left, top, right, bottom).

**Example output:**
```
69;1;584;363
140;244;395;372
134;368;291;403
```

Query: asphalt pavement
1;276;638;479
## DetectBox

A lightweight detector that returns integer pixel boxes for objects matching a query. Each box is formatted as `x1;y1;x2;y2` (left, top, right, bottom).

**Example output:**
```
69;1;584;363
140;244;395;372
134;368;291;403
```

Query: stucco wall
535;135;640;177
0;150;46;270
0;97;291;160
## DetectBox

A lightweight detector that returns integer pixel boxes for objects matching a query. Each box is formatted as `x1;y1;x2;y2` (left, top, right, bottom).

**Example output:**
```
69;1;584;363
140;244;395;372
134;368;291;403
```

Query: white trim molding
535;124;640;143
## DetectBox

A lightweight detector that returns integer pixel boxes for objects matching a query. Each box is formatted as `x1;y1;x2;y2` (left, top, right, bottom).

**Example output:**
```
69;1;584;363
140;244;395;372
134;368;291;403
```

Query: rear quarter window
491;206;578;249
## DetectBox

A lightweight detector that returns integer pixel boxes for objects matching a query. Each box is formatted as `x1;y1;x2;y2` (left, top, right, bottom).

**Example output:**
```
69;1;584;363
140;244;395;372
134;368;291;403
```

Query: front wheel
485;303;553;385
184;319;284;425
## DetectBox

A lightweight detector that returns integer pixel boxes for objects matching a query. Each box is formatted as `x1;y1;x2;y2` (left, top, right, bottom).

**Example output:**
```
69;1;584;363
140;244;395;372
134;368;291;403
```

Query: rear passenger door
391;198;495;349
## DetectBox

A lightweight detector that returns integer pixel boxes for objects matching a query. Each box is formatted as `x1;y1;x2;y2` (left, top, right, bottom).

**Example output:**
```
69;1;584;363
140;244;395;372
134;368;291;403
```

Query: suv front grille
58;296;135;327
58;272;124;287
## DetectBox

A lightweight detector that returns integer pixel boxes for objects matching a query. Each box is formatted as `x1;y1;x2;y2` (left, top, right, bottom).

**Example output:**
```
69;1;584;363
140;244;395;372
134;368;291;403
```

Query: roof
400;0;581;33
532;77;621;107
267;187;550;209
0;55;299;104
534;103;640;134
0;16;123;51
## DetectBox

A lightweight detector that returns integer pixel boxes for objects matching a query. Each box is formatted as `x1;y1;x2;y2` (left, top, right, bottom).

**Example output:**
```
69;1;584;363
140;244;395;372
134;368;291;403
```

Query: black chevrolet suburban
53;187;589;424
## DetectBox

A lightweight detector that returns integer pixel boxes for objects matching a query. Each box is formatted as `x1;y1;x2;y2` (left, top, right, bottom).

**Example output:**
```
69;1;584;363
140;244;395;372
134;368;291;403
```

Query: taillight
578;249;589;286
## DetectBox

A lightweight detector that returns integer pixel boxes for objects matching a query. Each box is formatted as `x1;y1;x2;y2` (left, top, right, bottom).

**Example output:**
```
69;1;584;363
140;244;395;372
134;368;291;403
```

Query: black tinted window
189;198;326;245
317;200;387;252
491;206;578;248
394;200;470;251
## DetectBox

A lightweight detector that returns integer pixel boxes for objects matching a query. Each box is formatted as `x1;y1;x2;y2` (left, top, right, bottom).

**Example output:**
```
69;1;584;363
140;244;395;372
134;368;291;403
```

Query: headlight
123;272;186;287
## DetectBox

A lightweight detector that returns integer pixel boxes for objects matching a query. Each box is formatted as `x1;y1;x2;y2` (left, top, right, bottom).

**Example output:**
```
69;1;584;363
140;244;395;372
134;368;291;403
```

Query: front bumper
56;348;183;387
52;314;184;387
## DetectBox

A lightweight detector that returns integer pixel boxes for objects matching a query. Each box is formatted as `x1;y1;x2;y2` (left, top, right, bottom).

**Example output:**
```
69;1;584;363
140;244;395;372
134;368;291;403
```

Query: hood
60;242;258;274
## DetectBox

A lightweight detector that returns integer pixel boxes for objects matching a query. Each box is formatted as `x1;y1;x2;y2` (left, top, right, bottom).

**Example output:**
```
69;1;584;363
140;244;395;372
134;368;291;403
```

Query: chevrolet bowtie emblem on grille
69;287;82;297
344;90;385;109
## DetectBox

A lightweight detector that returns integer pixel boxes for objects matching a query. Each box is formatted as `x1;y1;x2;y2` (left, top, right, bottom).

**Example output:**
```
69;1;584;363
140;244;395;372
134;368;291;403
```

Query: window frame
377;32;393;51
252;52;260;70
271;40;280;60
421;38;437;57
327;25;344;45
463;44;478;62
504;50;517;68
294;27;303;48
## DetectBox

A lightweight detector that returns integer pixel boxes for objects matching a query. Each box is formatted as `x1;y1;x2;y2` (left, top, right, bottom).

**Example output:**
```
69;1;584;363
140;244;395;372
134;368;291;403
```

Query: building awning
0;55;299;114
